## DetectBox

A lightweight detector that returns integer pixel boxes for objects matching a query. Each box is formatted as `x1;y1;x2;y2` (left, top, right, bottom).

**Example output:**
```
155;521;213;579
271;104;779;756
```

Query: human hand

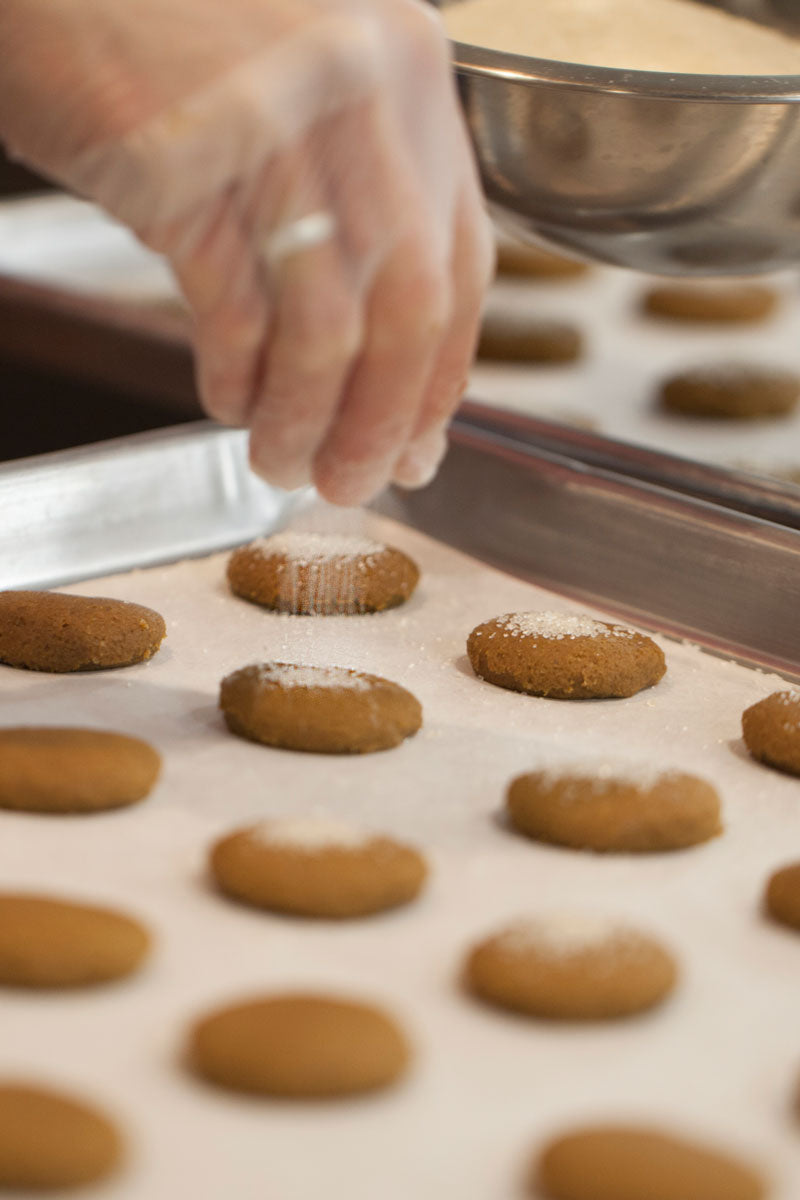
0;0;493;503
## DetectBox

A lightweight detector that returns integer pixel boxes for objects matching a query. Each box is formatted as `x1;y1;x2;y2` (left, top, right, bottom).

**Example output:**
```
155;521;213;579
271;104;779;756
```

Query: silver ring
261;211;337;267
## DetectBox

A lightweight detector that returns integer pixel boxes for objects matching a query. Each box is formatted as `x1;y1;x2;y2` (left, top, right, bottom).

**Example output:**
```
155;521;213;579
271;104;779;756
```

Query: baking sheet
2;515;800;1198
3;193;800;481
474;262;800;478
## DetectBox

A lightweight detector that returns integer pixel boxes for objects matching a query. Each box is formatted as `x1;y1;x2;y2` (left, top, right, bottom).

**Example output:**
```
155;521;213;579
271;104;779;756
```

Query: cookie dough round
227;531;419;615
642;283;777;323
765;861;800;932
535;1125;767;1200
467;612;666;700
0;1083;123;1190
189;992;410;1097
219;662;422;754
478;312;583;363
660;364;799;420
742;690;800;776
0;727;161;814
0;894;150;988
496;241;589;280
0;591;166;672
465;914;677;1020
211;817;427;918
507;765;721;853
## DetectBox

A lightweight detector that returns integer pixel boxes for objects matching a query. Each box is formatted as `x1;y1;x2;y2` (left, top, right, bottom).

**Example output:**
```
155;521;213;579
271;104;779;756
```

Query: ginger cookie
189;992;410;1098
742;690;800;776
660;364;799;420
478;312;583;363
0;1083;123;1190
642;282;777;324
506;764;721;853
0;727;161;814
496;241;589;280
0;591;166;672
534;1124;767;1200
465;914;677;1020
227;531;419;615
467;612;666;700
0;894;150;988
219;662;422;754
211;817;427;918
764;862;800;932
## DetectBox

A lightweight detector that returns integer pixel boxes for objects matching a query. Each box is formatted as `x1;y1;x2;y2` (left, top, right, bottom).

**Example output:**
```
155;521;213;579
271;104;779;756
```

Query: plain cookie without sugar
465;914;677;1020
742;690;800;776
507;764;721;852
496;240;589;279
478;311;583;363
0;591;166;672
534;1125;767;1200
0;1083;123;1191
467;611;666;699
764;861;800;932
0;727;161;814
0;894;150;988
660;364;799;419
642;282;778;324
211;817;427;918
189;992;410;1098
219;662;422;754
227;531;419;614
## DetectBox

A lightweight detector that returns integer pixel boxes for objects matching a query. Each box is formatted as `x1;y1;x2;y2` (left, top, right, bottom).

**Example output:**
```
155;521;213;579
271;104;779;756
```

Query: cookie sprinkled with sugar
252;531;384;566
250;818;371;852
535;760;679;794
254;663;372;691
497;914;636;959
496;612;631;640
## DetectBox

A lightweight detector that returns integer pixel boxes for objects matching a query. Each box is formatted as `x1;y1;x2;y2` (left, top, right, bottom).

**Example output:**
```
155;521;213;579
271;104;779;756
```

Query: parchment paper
0;515;798;1198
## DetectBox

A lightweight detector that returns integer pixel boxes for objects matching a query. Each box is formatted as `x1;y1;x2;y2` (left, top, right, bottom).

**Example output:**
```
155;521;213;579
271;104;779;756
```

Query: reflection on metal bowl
451;39;800;275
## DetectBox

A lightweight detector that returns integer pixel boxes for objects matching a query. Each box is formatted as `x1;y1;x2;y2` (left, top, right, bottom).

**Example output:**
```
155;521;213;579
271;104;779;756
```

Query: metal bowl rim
452;38;800;102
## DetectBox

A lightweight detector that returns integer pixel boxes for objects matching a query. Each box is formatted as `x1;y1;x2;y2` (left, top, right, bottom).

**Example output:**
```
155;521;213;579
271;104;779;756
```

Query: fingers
392;185;494;488
247;232;363;490
311;226;449;504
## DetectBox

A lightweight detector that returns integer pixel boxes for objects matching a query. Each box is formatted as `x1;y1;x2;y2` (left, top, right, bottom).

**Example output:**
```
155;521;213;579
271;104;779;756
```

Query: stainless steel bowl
451;18;800;274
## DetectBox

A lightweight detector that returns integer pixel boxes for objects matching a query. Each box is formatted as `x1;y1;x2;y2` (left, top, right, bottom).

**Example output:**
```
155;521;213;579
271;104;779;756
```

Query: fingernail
392;429;448;489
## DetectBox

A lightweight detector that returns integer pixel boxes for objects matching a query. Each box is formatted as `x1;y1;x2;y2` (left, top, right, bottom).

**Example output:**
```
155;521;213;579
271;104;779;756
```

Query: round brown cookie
0;1083;123;1190
496;241;589;280
467;611;666;700
534;1125;767;1200
742;690;800;776
506;764;721;852
227;531;419;615
642;282;778;324
465;914;677;1020
211;817;427;918
660;364;800;420
189;992;410;1097
0;727;161;814
219;662;422;754
478;312;583;363
764;861;800;932
0;590;166;672
0;894;150;988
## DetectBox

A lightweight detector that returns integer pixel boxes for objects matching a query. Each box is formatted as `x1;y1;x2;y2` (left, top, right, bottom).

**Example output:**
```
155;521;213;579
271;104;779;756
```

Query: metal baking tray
3;409;800;680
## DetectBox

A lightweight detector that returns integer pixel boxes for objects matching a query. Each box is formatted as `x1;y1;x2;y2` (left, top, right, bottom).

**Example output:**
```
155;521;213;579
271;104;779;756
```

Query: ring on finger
260;211;337;268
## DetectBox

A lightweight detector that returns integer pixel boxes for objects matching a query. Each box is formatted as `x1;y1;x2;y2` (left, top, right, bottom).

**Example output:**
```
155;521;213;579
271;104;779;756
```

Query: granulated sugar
251;817;371;851
534;761;679;793
253;531;384;566
497;914;635;958
253;663;372;691
495;612;625;640
443;0;800;74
